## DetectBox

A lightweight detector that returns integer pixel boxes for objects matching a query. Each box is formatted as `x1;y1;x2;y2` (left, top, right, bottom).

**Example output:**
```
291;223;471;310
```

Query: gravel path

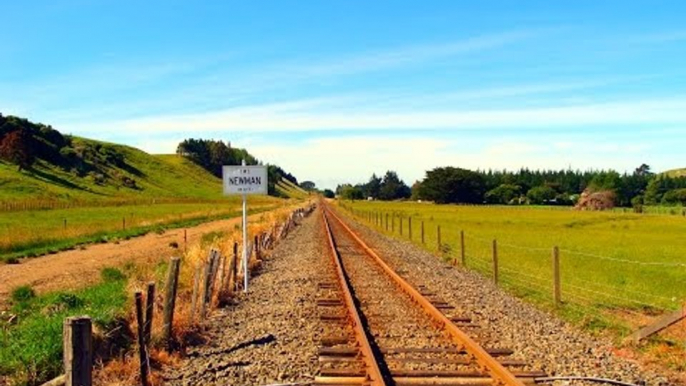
0;209;284;307
332;207;672;386
163;209;325;386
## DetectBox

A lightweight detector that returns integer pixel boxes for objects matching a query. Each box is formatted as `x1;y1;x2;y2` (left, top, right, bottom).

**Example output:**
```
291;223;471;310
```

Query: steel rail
320;209;387;386
323;204;527;386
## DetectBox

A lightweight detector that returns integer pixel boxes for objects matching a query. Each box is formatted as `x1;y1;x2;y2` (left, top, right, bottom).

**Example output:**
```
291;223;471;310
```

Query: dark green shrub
11;285;36;302
101;267;126;282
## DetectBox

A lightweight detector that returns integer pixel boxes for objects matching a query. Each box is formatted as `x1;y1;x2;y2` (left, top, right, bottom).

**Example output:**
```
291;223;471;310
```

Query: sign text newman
223;165;268;195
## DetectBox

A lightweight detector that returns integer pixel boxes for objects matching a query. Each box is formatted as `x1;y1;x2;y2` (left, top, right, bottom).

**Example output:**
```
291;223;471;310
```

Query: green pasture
0;197;281;262
0;268;129;385
338;201;686;332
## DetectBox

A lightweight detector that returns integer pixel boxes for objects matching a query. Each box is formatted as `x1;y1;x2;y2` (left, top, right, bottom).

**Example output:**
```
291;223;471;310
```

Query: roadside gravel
164;209;325;386
333;208;672;386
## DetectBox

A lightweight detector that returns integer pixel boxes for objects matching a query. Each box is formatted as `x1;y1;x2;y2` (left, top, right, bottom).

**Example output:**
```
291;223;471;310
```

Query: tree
177;138;298;197
588;170;621;192
364;174;382;199
339;185;364;200
378;171;411;200
410;181;423;201
634;163;653;177
322;189;335;199
661;188;686;206
416;167;485;204
526;185;557;205
485;184;521;204
0;129;34;170
300;181;316;191
644;176;686;204
207;140;229;176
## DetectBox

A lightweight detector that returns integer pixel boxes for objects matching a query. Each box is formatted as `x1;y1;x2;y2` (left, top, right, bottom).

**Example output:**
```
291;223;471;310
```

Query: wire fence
0;197;233;213
339;204;685;321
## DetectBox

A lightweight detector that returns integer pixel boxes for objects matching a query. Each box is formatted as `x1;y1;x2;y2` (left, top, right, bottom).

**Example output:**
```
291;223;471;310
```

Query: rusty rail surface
322;203;527;386
321;208;387;386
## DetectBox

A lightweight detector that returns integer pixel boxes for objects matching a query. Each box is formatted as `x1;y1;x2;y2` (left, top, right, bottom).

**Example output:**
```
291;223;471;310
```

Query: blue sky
2;1;686;188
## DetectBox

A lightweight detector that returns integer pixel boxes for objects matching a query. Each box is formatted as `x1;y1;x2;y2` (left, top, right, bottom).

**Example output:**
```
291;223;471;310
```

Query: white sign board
222;165;268;195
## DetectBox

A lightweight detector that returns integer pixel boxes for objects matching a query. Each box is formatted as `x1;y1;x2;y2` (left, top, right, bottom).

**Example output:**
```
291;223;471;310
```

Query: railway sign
222;161;268;293
222;165;268;195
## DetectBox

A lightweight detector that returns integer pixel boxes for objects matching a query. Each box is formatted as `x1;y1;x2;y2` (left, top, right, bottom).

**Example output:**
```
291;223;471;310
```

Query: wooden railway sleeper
323;205;529;386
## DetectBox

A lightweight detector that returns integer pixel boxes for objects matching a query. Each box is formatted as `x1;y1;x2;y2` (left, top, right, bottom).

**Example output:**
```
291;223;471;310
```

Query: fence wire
340;205;684;316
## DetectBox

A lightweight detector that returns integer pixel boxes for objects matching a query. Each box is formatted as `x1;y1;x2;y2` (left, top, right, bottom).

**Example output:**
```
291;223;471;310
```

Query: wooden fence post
492;239;498;285
63;316;92;386
232;242;239;292
460;230;465;266
200;251;217;320
144;282;155;345
392;215;395;232
162;257;180;349
64;219;67;230
184;229;187;252
421;221;425;244
628;303;686;343
135;292;150;386
553;246;561;306
217;251;227;297
210;250;221;301
408;216;412;240
400;217;403;235
122;217;126;231
385;213;389;231
190;264;201;321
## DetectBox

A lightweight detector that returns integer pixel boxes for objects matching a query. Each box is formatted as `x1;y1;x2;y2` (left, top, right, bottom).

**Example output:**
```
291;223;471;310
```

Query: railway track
315;204;545;386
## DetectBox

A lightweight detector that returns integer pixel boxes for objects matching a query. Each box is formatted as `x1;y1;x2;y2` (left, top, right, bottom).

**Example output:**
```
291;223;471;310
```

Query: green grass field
0;268;129;385
0;197;281;262
338;200;686;333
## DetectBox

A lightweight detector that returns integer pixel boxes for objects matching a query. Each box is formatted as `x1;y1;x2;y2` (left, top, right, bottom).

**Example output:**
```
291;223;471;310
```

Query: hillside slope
1;114;303;204
0;137;224;202
665;168;686;178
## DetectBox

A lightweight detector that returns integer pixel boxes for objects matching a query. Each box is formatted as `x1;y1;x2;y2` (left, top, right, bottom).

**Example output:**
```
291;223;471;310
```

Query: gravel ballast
332;207;671;386
162;205;671;386
164;210;326;386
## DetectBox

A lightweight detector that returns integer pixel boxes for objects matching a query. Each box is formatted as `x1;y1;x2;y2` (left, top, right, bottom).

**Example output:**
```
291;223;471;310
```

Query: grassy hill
0;114;292;260
665;168;686;178
0;138;225;203
0;113;234;204
0;114;303;204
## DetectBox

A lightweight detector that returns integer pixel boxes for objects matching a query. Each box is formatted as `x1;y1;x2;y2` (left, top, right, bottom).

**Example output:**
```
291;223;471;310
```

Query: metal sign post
242;160;248;293
222;160;268;293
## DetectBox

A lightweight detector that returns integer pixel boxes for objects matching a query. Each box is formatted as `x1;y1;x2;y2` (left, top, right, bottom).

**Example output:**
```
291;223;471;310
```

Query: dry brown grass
93;203;305;384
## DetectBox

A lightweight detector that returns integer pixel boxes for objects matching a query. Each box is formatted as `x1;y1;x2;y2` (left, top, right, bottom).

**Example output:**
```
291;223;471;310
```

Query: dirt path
0;210;285;307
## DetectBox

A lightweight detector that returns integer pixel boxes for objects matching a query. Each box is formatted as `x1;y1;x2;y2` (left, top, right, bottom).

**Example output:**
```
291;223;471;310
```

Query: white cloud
280;30;536;78
245;134;671;189
62;96;686;136
249;136;458;189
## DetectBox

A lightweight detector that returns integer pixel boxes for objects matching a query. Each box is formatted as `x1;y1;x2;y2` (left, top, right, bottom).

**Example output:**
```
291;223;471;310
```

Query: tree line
176;138;298;197
336;171;412;201
335;164;686;208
